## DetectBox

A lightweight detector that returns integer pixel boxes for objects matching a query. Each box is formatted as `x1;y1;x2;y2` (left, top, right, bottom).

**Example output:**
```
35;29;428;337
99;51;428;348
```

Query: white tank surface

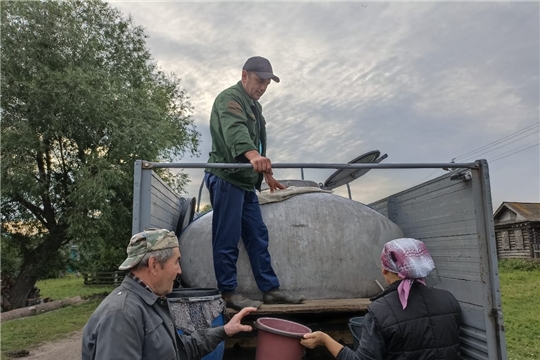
178;190;404;300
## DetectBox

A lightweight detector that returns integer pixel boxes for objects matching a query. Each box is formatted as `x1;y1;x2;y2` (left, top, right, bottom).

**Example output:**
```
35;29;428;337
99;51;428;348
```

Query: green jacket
206;81;267;191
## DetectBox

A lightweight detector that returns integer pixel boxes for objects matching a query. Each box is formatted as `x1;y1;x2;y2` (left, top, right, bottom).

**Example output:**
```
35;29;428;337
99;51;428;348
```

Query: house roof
493;202;540;224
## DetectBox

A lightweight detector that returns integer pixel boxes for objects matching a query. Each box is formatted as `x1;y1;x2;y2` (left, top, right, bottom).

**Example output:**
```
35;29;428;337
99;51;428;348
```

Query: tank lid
323;150;386;190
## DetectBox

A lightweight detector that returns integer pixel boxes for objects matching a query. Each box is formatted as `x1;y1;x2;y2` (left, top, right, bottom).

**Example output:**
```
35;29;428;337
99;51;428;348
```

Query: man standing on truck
82;229;257;360
301;238;461;360
204;56;305;310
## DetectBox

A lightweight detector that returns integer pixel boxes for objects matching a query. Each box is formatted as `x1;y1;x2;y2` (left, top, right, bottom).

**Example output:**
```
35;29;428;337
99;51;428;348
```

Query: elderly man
82;229;256;360
204;56;305;310
301;238;462;360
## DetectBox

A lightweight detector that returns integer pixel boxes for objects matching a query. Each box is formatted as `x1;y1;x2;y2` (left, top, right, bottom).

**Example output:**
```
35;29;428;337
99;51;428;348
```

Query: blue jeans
204;172;280;292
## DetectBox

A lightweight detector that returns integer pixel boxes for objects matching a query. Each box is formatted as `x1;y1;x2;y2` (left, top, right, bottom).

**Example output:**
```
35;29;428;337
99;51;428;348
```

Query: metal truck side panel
369;166;506;360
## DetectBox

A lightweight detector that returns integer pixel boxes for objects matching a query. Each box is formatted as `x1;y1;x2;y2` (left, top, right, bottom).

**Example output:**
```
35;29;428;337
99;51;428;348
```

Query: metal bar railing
141;161;479;170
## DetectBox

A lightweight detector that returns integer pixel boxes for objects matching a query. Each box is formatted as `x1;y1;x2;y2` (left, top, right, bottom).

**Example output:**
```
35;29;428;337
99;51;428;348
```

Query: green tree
1;0;199;308
200;204;213;213
1;233;23;277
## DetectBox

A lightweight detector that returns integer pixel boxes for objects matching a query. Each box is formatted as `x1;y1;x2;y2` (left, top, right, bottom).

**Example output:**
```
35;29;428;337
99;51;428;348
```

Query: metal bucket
349;316;365;351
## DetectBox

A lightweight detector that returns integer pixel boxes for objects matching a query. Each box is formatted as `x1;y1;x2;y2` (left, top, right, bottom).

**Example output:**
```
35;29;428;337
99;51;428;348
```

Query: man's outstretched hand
223;307;258;336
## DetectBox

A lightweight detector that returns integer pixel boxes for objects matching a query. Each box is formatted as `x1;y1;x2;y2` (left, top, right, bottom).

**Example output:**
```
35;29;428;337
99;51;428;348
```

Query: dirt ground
22;330;82;360
16;330;334;360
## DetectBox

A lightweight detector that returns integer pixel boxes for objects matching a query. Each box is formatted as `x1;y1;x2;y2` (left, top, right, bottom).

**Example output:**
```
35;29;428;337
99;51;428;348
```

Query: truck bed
224;298;370;350
226;298;371;315
133;160;508;359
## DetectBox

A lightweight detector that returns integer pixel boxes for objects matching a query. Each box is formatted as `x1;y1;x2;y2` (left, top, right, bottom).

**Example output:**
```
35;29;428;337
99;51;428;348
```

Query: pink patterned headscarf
381;238;435;310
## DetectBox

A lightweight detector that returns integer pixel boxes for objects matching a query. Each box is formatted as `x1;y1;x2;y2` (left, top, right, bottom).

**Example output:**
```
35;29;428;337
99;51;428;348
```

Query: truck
131;158;507;360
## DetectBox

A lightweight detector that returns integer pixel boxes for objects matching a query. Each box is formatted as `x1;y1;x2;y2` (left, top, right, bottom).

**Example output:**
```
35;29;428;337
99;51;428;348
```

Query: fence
83;272;124;286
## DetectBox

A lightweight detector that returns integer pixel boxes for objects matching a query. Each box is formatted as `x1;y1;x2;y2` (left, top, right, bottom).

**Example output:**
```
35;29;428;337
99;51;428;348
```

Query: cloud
112;1;539;207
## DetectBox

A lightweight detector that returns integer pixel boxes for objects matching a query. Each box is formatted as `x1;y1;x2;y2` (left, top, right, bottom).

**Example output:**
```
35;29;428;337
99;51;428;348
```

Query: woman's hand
300;331;328;349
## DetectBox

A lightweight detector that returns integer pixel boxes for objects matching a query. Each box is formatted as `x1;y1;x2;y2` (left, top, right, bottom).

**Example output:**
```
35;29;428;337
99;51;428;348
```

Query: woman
301;238;461;360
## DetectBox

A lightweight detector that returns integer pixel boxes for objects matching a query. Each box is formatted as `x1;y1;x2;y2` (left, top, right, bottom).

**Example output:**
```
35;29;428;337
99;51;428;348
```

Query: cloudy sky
111;1;539;209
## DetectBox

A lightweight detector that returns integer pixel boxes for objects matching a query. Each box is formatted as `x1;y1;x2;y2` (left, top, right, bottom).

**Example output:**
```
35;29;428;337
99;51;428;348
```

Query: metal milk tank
178;151;404;299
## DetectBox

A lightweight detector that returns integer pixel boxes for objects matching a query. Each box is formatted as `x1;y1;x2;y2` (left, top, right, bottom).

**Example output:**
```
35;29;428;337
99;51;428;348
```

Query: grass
498;258;540;272
1;263;539;359
0;275;114;358
1;299;102;356
499;260;540;360
36;275;114;301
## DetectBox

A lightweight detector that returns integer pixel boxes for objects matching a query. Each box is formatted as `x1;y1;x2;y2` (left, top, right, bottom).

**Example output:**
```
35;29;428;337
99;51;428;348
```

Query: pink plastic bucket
255;317;312;360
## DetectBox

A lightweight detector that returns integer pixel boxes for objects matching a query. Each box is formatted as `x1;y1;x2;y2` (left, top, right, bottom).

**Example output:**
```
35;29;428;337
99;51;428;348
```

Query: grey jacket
82;276;227;360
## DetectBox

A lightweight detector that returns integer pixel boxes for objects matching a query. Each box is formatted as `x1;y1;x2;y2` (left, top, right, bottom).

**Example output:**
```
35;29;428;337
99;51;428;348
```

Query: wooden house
493;202;540;259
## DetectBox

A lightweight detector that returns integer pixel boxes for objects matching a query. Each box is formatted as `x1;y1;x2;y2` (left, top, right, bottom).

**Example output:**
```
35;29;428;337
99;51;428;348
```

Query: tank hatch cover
323;150;383;190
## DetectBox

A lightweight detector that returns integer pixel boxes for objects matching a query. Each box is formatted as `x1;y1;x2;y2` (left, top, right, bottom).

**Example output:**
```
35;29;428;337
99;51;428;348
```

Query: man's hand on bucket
224;307;258;336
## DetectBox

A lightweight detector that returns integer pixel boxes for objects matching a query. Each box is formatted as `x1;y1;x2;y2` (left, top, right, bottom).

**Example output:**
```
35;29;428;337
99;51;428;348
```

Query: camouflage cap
118;229;179;270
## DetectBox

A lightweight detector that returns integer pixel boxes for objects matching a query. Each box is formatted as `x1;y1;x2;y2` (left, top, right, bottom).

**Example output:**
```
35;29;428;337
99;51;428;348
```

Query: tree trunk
1;296;83;322
7;230;66;309
7;262;39;309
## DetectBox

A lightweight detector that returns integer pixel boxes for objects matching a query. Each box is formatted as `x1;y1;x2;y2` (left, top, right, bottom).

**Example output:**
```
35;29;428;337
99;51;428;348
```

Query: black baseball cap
242;56;280;83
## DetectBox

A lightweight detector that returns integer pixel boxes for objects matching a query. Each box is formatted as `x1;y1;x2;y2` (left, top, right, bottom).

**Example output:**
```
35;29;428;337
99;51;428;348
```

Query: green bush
499;258;540;271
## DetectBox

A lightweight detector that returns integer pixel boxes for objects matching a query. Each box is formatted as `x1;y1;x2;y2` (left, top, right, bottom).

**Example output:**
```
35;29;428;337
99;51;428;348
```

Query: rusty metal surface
226;299;370;316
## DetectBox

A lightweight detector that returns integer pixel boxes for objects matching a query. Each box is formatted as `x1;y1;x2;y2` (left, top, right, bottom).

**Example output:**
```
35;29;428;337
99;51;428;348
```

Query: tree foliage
1;0;199;308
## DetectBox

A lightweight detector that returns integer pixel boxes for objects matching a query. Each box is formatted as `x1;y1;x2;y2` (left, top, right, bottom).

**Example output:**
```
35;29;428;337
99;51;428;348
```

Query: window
514;229;524;250
501;231;510;250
